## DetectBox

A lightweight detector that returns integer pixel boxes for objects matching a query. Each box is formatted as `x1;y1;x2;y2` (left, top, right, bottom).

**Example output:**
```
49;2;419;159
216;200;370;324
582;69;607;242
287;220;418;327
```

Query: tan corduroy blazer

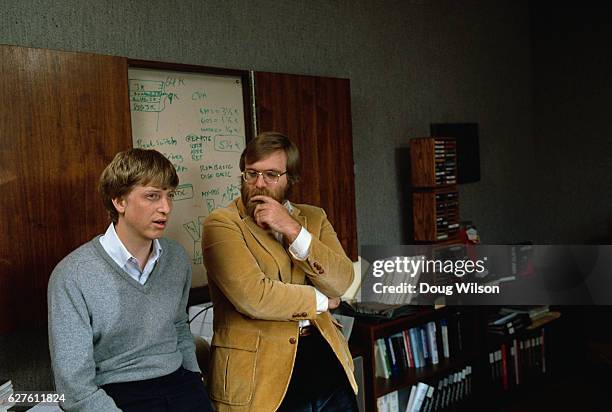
202;197;357;411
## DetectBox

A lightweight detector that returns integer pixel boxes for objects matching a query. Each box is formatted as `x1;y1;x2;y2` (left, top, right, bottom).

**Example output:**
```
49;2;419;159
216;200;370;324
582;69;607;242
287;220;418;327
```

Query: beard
241;182;288;218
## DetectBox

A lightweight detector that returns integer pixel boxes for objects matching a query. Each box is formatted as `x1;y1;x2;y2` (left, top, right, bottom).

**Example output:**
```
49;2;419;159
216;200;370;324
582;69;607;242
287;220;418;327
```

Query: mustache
248;187;272;199
243;187;274;217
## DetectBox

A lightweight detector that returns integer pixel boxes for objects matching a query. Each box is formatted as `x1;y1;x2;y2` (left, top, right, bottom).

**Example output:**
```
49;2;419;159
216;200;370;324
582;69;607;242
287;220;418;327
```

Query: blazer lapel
290;205;307;229
289;204;308;285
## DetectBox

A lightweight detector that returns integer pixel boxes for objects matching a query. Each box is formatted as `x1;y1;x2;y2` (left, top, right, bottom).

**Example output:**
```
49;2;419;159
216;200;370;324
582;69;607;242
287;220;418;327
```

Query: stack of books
498;305;550;321
488;311;531;335
0;378;14;411
499;305;561;330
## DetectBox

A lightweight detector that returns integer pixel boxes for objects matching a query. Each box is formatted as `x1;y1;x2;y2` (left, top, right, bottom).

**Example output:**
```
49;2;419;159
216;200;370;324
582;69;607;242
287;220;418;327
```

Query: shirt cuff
314;288;329;314
288;226;312;261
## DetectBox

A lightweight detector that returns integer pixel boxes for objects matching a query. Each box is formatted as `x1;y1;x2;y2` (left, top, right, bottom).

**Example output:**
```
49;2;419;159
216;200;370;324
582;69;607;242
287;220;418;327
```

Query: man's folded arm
48;268;121;412
203;214;317;321
291;213;354;298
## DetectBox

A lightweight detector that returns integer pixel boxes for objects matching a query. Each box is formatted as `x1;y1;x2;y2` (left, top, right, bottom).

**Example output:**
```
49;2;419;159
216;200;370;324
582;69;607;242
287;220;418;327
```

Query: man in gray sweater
48;149;213;412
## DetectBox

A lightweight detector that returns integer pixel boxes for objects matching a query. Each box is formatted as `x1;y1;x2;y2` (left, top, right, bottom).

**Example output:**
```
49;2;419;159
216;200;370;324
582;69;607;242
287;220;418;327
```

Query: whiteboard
129;67;249;286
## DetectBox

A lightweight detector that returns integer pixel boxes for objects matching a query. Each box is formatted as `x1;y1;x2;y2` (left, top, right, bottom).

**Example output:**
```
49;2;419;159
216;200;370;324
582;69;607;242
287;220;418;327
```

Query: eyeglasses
241;169;288;184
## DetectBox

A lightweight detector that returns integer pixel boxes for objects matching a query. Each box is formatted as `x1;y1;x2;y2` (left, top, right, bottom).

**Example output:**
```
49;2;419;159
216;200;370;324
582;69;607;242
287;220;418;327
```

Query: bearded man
202;132;358;411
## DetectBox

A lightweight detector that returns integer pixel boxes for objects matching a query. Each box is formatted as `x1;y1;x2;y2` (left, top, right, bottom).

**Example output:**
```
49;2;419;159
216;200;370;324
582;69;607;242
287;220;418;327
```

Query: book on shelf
385;336;400;377
402;330;414;368
489;311;520;326
541;329;546;373
488;312;532;335
426;321;439;365
495;349;503;382
405;385;417;412
511;339;520;385
376;388;399;412
0;383;11;400
408;327;425;368
455;315;464;353
406;382;430;412
489;321;530;335
500;344;509;390
391;333;409;370
421;384;435;412
413;314;466;361
440;319;450;358
449;373;458;405
419;327;430;364
0;379;11;392
441;377;451;409
443;376;452;410
432;380;445;411
375;339;391;379
378;338;393;379
443;313;464;356
499;305;550;320
0;378;14;410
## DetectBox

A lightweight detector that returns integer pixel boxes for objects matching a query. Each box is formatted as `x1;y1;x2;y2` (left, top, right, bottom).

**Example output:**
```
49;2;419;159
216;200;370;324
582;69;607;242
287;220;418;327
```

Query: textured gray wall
532;4;612;244
0;0;537;245
1;0;537;390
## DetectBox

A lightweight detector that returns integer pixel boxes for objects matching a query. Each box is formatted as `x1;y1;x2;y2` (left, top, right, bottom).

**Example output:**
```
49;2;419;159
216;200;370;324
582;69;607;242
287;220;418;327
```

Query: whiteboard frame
128;58;254;142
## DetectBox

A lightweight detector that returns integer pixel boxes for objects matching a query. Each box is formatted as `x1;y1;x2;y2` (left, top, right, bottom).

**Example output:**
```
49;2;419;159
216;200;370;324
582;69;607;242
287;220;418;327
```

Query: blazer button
289;337;297;344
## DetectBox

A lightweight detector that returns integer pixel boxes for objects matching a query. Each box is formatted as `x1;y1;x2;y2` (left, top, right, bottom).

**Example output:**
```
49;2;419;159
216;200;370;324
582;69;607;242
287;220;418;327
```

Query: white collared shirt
99;223;162;285
276;201;312;260
277;201;328;320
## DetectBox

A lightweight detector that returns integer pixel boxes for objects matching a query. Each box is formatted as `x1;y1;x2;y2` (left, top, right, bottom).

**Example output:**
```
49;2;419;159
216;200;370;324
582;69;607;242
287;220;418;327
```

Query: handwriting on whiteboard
129;68;247;284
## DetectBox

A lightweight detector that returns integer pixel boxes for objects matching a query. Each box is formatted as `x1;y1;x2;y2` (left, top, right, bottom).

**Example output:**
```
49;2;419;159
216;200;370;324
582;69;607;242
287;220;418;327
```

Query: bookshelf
349;307;480;411
349;307;563;411
411;137;460;243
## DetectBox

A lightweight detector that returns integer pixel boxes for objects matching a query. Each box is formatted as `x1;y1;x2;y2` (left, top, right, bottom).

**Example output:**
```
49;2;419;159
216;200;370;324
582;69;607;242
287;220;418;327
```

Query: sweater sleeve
47;263;121;412
175;260;200;373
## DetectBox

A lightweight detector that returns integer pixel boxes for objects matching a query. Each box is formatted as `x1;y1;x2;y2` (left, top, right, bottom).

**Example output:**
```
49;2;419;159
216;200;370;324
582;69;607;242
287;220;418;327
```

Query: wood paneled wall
0;45;132;333
0;46;359;332
255;72;358;260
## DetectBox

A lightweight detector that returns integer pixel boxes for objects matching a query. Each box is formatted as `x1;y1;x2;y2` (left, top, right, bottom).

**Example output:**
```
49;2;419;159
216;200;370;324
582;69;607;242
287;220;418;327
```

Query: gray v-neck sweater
48;236;199;412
